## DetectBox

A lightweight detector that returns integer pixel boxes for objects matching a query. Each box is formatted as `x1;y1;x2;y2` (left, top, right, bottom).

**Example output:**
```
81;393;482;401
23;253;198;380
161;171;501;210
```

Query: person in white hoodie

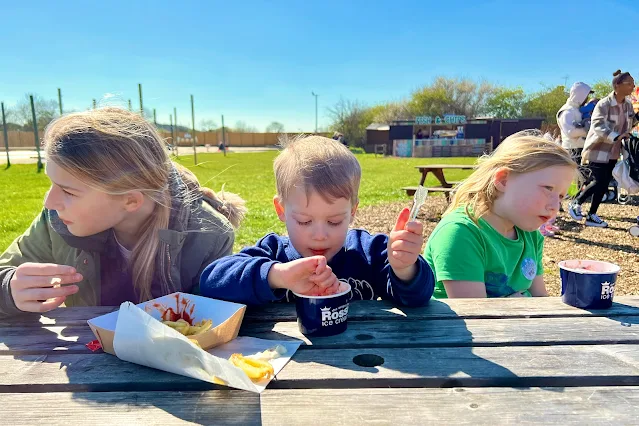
557;82;594;165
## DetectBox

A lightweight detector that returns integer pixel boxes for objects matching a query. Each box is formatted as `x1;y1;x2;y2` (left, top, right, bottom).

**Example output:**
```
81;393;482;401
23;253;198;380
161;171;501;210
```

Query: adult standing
569;71;639;227
557;82;594;166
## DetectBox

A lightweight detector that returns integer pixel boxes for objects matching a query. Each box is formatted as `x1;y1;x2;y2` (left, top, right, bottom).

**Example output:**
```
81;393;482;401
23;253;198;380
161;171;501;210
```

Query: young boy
199;135;434;306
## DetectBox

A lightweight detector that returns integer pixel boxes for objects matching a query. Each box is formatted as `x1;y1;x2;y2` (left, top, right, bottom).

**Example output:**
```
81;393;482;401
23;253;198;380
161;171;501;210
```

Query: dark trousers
575;160;617;215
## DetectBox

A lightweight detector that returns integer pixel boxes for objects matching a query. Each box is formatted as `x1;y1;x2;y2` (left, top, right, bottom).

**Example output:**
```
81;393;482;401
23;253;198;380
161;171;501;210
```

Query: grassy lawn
0;153;477;252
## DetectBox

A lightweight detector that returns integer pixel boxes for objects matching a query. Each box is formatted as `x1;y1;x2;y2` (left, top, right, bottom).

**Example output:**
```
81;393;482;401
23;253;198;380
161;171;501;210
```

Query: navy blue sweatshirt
200;229;435;306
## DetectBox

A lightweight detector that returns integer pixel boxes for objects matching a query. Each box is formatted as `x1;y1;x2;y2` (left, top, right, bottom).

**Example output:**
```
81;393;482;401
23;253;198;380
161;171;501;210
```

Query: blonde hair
446;131;578;222
274;135;361;207
43;107;246;302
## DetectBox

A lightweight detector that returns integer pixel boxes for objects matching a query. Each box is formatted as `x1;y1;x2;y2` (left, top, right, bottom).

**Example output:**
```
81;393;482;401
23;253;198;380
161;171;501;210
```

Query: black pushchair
616;134;639;205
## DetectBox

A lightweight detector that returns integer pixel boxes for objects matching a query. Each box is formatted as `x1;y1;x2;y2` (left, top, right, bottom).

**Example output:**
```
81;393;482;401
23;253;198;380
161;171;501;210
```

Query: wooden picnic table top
4;297;639;424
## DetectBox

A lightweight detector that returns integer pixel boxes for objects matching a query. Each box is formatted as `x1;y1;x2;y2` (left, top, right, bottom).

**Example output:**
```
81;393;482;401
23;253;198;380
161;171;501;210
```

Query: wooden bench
403;164;475;202
402;186;457;197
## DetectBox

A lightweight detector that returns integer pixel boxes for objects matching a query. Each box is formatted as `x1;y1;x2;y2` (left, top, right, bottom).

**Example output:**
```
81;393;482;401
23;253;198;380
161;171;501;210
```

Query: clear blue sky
2;0;638;132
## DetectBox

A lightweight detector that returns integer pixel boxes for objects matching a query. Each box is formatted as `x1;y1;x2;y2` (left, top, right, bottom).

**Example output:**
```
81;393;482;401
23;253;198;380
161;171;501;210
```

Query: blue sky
2;0;638;131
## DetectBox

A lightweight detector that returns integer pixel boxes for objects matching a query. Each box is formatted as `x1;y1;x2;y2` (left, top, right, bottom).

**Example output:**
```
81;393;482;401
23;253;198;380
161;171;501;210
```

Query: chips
162;318;213;336
229;353;274;382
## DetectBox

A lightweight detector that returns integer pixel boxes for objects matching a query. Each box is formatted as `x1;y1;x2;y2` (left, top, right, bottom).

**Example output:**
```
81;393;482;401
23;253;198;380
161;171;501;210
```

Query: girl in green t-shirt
424;132;578;298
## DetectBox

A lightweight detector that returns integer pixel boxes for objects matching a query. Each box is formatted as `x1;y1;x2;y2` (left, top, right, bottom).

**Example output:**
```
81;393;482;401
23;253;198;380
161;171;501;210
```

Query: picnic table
3;297;639;424
403;164;475;200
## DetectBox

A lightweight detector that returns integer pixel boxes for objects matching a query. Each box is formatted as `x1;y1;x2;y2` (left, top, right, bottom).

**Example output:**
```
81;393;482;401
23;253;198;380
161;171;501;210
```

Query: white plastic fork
408;185;427;222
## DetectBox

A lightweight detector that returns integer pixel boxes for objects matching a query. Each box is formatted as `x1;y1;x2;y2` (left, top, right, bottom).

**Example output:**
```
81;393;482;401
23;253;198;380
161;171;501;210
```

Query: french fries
162;318;213;336
229;353;274;382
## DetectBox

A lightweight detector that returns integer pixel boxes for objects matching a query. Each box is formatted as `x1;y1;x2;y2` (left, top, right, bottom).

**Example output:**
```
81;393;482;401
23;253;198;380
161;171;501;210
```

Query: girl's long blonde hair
446;131;577;222
43;107;246;302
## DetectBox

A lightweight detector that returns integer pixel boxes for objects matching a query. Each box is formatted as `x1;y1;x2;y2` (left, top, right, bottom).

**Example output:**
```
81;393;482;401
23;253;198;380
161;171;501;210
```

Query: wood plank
5;315;639;354
251;297;639;321
4;387;639;425
242;315;639;349
425;186;455;192
254;297;639;321
402;186;454;196
0;390;260;425
5;298;639;328
3;345;639;392
260;387;639;425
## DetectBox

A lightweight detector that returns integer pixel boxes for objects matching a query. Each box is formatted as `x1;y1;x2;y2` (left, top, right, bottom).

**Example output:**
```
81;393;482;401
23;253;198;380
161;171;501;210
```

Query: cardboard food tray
87;292;246;355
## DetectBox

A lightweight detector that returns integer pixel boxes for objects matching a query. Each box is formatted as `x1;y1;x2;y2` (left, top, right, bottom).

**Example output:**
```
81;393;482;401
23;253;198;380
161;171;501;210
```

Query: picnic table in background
3;297;639;424
403;164;475;201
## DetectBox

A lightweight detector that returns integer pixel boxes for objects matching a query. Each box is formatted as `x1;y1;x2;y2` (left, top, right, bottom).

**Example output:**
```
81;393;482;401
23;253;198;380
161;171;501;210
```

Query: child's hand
268;256;340;296
388;207;424;282
10;263;83;313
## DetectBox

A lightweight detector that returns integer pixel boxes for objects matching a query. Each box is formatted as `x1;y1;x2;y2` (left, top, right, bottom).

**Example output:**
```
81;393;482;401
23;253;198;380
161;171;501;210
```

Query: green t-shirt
424;207;544;298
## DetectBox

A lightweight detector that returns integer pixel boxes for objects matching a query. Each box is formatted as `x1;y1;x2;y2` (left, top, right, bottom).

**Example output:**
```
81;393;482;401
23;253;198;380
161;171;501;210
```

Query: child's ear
493;168;510;192
273;195;286;222
123;191;145;213
349;201;359;224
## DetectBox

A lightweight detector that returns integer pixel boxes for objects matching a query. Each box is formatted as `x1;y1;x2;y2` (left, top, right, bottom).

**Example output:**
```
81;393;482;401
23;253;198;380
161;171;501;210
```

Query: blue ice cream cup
293;282;351;336
559;260;620;309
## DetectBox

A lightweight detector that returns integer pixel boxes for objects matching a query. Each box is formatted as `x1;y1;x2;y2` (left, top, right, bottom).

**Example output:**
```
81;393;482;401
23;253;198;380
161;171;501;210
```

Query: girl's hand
9;263;83;313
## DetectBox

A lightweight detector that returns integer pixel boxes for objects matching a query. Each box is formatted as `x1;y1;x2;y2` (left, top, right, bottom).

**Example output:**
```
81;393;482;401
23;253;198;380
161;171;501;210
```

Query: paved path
1;146;279;165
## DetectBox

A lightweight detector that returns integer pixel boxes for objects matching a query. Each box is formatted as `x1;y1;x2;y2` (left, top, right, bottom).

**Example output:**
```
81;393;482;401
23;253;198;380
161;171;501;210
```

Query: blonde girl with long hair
0;107;246;315
424;132;577;298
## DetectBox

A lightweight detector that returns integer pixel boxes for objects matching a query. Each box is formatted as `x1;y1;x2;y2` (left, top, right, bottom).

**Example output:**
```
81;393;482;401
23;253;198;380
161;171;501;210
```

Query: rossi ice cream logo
321;303;349;327
601;281;615;300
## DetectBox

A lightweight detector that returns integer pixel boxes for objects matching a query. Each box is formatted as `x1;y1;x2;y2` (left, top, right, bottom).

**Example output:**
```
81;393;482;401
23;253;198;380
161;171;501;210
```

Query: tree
326;98;369;147
370;101;411;123
199;119;218;131
407;77;495;118
591;79;612;100
521;85;568;123
233;120;258;132
484;87;526;119
13;93;58;131
265;121;285;133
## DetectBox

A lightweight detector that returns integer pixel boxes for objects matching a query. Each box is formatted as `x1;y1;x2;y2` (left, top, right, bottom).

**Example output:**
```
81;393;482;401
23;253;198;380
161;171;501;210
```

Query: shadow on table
585;301;639;328
4;313;262;425
243;300;548;391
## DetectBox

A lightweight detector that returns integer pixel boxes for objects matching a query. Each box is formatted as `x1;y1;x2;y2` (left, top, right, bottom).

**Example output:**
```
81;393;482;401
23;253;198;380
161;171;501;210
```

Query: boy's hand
268;256;340;296
388;207;424;282
10;263;83;313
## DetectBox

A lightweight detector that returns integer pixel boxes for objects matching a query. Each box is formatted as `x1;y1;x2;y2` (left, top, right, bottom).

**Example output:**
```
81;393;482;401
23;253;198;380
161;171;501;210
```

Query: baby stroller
615;135;639;236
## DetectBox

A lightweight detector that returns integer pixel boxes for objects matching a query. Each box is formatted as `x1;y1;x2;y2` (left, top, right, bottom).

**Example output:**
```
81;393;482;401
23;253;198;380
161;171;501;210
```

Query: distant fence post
29;95;43;172
1;102;9;167
221;115;226;156
190;95;197;164
57;88;63;115
170;114;178;157
138;83;144;115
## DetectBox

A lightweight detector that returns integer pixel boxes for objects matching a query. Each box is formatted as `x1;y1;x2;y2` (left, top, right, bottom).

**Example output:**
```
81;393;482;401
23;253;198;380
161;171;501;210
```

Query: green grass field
0;153;477;252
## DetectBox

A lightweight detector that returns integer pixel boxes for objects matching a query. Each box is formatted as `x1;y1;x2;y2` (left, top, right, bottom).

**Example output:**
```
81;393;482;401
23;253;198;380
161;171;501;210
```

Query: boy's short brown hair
274;135;361;207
